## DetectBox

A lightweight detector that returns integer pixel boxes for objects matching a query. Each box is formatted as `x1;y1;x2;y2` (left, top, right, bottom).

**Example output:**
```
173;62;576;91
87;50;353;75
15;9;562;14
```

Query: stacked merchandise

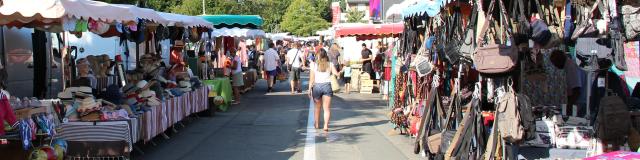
389;0;640;159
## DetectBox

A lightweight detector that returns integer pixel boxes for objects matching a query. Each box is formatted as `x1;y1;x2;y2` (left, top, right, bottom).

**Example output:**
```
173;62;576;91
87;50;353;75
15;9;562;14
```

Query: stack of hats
57;86;102;121
178;80;192;93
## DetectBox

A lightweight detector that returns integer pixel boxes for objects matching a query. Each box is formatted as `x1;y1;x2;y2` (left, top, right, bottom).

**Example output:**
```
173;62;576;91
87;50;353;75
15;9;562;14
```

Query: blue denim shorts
312;83;333;100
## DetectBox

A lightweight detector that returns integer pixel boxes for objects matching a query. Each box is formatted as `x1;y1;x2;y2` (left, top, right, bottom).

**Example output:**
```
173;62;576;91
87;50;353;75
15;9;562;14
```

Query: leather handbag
622;2;640;40
460;4;479;57
571;0;603;40
474;0;519;74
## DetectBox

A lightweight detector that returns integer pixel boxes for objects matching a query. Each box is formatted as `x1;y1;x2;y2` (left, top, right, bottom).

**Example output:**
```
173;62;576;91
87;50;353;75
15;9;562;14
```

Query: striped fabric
141;87;208;142
58;121;132;151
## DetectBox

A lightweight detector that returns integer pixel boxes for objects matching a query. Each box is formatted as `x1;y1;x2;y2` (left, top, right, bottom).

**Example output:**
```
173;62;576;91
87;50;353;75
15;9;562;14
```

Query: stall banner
583;151;640;159
331;2;341;25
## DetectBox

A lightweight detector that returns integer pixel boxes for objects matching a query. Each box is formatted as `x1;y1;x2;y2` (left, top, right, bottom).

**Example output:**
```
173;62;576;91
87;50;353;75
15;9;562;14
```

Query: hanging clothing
0;93;16;135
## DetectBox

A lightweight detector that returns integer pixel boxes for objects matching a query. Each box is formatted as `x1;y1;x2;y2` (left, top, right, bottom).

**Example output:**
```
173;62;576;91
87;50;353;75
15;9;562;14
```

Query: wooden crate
360;79;373;94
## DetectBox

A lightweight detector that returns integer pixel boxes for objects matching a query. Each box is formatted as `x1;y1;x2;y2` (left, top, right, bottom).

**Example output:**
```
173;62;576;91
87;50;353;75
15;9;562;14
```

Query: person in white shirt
309;49;340;132
263;42;280;92
231;50;244;104
286;43;303;94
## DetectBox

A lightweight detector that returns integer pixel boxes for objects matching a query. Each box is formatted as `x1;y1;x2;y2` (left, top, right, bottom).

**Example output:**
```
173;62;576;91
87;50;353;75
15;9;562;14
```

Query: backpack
517;94;536;141
496;84;524;143
597;91;630;145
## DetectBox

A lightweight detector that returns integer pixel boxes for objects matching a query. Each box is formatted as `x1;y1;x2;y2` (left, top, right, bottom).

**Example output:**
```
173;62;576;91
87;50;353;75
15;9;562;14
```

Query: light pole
202;0;206;15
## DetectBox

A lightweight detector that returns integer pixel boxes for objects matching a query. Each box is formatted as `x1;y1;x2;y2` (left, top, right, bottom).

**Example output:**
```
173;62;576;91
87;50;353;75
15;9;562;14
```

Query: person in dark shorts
286;43;303;93
308;49;340;132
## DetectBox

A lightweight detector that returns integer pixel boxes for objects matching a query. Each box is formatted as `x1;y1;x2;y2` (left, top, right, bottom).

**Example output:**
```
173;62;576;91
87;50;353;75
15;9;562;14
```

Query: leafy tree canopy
281;0;330;36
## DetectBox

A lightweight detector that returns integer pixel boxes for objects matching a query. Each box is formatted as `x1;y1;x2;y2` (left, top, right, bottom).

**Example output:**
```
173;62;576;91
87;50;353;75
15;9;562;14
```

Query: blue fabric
402;0;444;18
312;83;333;100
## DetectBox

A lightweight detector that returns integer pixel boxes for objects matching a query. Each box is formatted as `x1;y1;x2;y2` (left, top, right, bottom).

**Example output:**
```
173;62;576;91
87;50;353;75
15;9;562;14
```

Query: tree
281;0;330;36
346;9;366;23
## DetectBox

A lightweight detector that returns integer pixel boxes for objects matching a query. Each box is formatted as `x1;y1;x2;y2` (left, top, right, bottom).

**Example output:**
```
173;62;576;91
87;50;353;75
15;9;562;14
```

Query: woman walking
308;49;340;132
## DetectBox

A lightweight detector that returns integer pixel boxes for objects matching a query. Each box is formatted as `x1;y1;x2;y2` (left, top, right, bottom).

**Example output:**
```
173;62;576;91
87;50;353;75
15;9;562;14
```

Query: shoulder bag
474;0;519;74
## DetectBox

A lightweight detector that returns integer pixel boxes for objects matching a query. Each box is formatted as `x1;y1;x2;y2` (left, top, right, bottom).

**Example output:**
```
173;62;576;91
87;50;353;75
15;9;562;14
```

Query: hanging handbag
609;1;628;71
571;0;603;40
474;0;519;74
460;4;479;58
564;0;575;43
622;2;640;40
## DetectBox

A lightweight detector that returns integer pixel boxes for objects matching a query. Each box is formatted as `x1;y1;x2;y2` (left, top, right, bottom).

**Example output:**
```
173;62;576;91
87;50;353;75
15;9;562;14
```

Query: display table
203;78;233;111
57;120;133;158
141;87;208;142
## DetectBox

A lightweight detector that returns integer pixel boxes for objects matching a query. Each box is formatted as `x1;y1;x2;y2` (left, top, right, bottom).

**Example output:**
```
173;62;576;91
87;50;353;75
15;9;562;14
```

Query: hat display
62;17;77;32
74;86;93;98
178;80;192;92
77;97;100;114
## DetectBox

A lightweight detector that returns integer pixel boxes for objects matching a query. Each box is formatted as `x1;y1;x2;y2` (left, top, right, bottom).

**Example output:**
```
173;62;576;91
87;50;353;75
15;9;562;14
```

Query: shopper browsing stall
360;43;374;79
231;50;244;105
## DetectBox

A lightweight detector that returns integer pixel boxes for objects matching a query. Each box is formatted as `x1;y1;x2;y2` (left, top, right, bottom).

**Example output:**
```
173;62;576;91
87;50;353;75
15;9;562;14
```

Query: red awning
334;23;403;37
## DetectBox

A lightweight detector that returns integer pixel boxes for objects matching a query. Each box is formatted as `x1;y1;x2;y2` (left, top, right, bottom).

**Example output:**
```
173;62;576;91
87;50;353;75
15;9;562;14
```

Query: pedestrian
360;43;375;79
309;49;340;132
263;42;280;92
342;57;352;94
549;49;584;115
286;43;303;94
230;49;244;104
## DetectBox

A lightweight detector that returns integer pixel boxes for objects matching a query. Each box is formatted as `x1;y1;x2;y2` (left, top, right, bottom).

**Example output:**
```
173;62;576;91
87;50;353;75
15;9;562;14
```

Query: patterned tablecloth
141;87;209;142
58;120;133;151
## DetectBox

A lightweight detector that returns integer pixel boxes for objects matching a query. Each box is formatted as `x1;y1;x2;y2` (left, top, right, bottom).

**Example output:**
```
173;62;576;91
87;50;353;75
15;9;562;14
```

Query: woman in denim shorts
308;49;340;132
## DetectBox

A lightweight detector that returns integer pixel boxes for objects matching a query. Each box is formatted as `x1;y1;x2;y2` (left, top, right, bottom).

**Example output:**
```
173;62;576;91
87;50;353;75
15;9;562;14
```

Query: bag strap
462;2;479;46
477;0;514;46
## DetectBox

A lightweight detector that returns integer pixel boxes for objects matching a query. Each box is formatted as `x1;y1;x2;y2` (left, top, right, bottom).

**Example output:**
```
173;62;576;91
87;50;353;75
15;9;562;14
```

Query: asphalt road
137;73;422;160
136;73;587;160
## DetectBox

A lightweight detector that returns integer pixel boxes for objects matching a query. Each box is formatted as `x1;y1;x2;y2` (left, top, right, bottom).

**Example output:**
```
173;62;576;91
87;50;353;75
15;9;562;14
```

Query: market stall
0;0;214;159
334;23;402;95
200;15;264;110
386;0;640;159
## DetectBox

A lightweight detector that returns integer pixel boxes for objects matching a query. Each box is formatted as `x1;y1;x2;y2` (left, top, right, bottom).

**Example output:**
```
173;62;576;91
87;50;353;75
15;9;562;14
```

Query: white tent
0;0;142;25
212;28;265;38
385;0;420;20
158;12;213;28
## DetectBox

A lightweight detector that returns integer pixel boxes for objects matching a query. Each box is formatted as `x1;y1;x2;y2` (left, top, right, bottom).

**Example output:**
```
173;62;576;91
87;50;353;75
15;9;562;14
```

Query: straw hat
74;86;93;98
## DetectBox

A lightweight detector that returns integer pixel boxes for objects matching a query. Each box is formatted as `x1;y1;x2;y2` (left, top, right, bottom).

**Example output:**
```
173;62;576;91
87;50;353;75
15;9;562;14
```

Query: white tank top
311;62;332;84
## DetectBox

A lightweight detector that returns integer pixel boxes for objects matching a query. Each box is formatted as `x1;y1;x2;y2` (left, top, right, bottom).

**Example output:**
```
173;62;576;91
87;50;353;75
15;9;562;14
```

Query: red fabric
170;47;183;65
0;96;17;135
335;23;403;37
384;67;391;81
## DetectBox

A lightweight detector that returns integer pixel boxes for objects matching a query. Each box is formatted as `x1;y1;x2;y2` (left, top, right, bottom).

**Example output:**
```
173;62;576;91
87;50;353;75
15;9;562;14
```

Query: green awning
200;15;263;29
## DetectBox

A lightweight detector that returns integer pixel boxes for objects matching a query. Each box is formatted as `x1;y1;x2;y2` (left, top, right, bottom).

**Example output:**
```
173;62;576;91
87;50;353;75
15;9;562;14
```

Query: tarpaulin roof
158;12;213;28
211;28;265;38
200;15;263;29
0;0;141;25
385;0;419;20
402;0;445;18
334;23;403;37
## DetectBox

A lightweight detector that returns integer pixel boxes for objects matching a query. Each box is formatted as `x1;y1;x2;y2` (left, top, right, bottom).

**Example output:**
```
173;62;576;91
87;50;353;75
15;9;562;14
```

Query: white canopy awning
0;0;139;25
111;4;169;25
386;0;419;20
212;28;265;38
158;12;213;28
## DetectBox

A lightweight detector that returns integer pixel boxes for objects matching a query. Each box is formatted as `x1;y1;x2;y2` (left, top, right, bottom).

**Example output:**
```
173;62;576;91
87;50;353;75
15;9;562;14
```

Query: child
342;60;352;94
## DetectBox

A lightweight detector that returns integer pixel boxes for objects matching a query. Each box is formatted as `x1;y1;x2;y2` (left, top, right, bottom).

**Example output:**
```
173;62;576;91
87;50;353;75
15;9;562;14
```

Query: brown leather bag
474;0;518;74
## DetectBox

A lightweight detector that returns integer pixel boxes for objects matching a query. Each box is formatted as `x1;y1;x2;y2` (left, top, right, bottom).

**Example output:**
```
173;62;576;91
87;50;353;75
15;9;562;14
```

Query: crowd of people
227;39;389;131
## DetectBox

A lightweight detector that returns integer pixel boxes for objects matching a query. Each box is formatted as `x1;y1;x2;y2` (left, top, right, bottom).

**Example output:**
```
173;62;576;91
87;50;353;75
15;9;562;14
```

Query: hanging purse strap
477;0;515;46
462;2;479;47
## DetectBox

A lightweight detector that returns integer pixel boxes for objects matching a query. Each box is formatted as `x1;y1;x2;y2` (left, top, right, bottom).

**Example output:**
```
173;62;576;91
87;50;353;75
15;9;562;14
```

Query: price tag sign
598;77;605;87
